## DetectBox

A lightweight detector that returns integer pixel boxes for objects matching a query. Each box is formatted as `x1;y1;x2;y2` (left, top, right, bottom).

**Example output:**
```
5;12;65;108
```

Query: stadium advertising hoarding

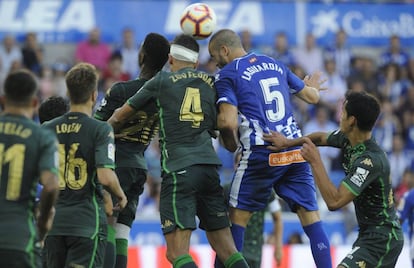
0;0;413;48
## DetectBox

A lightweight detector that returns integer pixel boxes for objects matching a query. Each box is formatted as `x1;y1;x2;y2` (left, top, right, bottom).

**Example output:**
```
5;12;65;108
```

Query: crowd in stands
0;26;413;241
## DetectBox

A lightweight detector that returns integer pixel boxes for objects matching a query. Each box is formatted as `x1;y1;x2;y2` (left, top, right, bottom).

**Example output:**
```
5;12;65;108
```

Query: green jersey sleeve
94;83;125;121
95;122;116;169
127;76;159;111
342;155;379;196
326;129;347;148
38;128;59;175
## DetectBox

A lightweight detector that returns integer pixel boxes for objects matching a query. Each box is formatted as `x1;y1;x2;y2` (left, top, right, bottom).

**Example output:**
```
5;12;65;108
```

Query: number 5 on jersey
58;143;87;190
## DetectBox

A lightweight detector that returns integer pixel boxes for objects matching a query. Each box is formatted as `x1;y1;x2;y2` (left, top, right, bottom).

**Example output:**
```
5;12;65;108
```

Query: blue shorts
229;146;318;212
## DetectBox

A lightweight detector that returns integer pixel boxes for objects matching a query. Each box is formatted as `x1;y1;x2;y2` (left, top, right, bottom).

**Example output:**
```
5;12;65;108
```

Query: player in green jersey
108;34;249;268
0;70;59;268
94;32;170;268
42;63;127;268
263;91;404;268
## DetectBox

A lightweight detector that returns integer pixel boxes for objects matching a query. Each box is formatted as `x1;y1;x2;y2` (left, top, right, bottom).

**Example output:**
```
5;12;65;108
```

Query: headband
170;44;199;63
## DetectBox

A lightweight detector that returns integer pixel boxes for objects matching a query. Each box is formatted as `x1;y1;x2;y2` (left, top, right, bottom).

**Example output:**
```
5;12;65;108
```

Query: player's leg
0;249;41;268
225;149;272;252
164;229;197;268
65;235;106;268
159;169;198;267
276;162;332;268
113;167;146;268
296;208;332;268
104;216;117;268
195;164;249;268
43;235;67;268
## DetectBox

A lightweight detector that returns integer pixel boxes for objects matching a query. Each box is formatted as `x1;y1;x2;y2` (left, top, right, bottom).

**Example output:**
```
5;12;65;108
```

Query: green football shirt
127;68;221;173
94;79;159;169
42;112;115;238
327;130;402;235
0;114;58;252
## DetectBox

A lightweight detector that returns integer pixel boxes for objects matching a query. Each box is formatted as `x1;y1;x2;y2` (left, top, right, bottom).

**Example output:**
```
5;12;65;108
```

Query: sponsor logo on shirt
360;158;373;167
108;143;115;162
356;261;366;268
268;149;305;166
350;167;369;187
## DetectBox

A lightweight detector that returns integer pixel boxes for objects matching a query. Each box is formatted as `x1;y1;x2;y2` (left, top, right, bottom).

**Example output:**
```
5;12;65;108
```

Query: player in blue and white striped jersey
209;29;332;268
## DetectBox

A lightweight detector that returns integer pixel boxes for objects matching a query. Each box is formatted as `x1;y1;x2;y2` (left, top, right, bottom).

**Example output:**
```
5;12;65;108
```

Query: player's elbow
97;168;117;187
326;201;343;211
217;116;237;132
41;172;59;194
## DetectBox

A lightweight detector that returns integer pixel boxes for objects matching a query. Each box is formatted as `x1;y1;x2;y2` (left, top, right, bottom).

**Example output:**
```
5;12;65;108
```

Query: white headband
170;44;199;63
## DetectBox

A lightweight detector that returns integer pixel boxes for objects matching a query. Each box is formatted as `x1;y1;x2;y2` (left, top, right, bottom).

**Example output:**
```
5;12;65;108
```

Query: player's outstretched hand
263;131;289;151
300;137;321;164
303;71;327;91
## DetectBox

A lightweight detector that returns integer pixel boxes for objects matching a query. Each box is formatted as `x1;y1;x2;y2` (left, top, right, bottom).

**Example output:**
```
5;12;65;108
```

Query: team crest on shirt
360;158;373;167
355;261;366;268
350;167;369;187
249;57;257;63
108;143;115;161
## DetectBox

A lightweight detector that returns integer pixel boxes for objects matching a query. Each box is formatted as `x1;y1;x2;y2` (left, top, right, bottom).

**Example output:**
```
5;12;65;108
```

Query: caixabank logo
309;6;414;45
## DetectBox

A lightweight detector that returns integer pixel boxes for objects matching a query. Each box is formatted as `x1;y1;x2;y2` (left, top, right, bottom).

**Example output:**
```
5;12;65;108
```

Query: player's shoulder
108;78;145;94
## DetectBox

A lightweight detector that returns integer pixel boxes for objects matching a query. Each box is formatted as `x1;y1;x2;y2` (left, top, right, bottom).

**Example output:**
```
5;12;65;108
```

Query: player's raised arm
217;103;239;152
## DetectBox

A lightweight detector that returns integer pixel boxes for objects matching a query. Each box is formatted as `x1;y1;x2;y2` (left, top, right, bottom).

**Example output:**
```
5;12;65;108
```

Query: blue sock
303;221;332;268
230;223;245;251
214;224;246;268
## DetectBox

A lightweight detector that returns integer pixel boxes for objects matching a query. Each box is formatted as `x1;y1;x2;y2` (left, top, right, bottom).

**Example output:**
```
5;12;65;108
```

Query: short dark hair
65;63;98;104
344;91;380;131
141;33;170;72
38;96;69;124
172;34;199;53
4;69;38;106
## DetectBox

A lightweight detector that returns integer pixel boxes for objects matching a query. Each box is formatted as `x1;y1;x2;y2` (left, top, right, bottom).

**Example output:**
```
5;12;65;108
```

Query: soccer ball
180;3;217;40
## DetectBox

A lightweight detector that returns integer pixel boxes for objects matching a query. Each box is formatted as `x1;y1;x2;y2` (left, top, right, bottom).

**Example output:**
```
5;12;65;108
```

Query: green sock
107;225;116;245
224;252;249;268
103;225;116;268
115;238;128;268
173;254;197;268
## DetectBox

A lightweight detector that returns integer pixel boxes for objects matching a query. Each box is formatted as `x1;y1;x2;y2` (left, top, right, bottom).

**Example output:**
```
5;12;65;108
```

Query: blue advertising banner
0;0;413;48
129;215;348;246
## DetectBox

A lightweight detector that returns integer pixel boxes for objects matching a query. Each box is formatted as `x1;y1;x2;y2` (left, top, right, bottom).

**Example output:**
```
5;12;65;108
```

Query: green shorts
44;235;106;268
114;167;147;227
339;230;404;268
0;248;41;268
159;164;230;234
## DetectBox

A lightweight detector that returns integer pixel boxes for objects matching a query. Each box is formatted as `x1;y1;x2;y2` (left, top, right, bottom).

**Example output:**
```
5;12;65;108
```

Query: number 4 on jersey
180;87;204;128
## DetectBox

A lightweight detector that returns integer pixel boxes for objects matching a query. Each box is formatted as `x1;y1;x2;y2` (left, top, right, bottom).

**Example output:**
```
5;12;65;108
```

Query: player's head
139;33;170;72
208;29;244;68
38;96;69;124
3;69;38;108
169;34;199;71
65;63;98;105
341;91;380;132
